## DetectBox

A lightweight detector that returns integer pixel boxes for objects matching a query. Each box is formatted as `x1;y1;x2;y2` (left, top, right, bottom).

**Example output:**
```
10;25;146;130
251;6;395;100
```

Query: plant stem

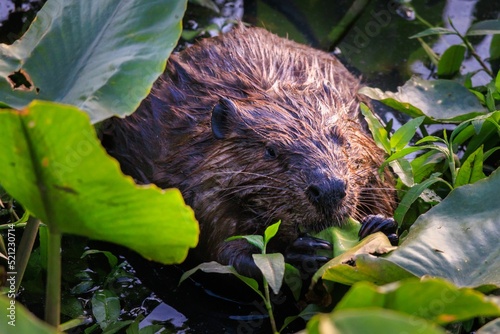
448;142;457;187
324;0;370;50
448;19;493;78
45;229;61;328
262;277;279;334
15;217;40;292
461;36;494;77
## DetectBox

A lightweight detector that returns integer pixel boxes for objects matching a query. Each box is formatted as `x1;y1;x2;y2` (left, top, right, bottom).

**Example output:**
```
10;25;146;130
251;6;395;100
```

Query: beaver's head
188;93;377;238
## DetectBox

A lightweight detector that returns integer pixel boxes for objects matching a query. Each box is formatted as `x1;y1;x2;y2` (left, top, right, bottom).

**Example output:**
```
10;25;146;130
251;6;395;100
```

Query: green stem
60;317;91;331
324;0;371;50
448;142;457;187
415;14;434;29
448;19;493;78
15;217;40;292
45;229;61;327
262;277;278;334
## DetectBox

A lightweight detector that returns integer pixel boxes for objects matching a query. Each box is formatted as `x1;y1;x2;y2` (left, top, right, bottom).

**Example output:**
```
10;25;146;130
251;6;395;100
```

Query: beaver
101;26;397;278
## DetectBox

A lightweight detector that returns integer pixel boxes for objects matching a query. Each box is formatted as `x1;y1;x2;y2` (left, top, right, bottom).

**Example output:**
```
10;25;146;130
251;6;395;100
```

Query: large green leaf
0;101;199;264
306;309;446;334
314;217;362;258
0;0;186;123
386;169;500;290
335;278;500;325
0;295;60;333
360;77;487;122
311;233;414;287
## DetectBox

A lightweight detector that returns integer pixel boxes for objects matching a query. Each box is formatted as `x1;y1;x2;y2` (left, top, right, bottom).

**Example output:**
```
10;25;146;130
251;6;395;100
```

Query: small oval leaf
253;253;285;294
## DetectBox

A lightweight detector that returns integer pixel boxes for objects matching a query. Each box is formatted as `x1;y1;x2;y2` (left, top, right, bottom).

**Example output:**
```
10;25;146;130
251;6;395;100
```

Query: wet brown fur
102;26;396;272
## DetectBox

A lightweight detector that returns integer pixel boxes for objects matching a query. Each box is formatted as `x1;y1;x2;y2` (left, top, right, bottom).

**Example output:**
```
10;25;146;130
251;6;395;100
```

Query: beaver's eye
265;145;278;159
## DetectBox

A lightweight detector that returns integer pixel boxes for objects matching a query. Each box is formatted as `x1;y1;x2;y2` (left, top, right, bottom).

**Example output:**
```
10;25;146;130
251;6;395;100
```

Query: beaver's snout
306;175;347;209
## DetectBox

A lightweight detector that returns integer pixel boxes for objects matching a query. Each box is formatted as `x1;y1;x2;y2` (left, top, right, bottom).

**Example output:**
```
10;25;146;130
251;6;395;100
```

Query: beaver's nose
307;178;346;208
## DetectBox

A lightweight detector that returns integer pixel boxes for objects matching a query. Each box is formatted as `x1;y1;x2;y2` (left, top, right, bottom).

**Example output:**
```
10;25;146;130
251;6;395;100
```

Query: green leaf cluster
304;18;499;333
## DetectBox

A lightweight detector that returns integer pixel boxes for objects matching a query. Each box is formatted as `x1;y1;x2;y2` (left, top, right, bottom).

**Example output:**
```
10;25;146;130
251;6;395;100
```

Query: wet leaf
360;77;487;122
0;0;186;123
386;169;500;290
311;233;413;287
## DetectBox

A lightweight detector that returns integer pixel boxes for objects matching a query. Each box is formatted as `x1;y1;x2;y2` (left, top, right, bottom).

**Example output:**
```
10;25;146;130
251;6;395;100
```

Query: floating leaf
0;0;186;123
360;77;487;122
0;101;199;264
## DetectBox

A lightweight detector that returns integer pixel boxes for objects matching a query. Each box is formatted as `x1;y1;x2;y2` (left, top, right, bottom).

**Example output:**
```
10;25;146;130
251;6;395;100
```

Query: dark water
1;0;499;333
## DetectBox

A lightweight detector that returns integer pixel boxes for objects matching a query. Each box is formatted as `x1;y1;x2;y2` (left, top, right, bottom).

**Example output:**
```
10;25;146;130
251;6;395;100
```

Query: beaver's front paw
285;235;332;276
358;215;399;245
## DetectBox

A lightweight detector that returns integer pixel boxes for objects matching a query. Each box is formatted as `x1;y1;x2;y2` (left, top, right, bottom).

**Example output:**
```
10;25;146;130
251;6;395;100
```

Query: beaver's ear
211;98;238;139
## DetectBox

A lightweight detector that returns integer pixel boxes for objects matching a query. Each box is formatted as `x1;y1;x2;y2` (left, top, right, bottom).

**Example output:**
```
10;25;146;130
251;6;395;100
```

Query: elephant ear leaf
0;0;187;123
386;169;500;291
0;101;199;264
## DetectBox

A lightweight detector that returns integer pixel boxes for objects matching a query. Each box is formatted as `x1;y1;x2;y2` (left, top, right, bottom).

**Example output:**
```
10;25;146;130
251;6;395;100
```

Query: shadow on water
1;0;499;333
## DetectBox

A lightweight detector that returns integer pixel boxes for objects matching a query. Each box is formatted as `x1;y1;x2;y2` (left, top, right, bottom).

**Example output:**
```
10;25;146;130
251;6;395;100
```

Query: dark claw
359;215;399;246
285;235;332;276
285;253;331;266
290;235;332;253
